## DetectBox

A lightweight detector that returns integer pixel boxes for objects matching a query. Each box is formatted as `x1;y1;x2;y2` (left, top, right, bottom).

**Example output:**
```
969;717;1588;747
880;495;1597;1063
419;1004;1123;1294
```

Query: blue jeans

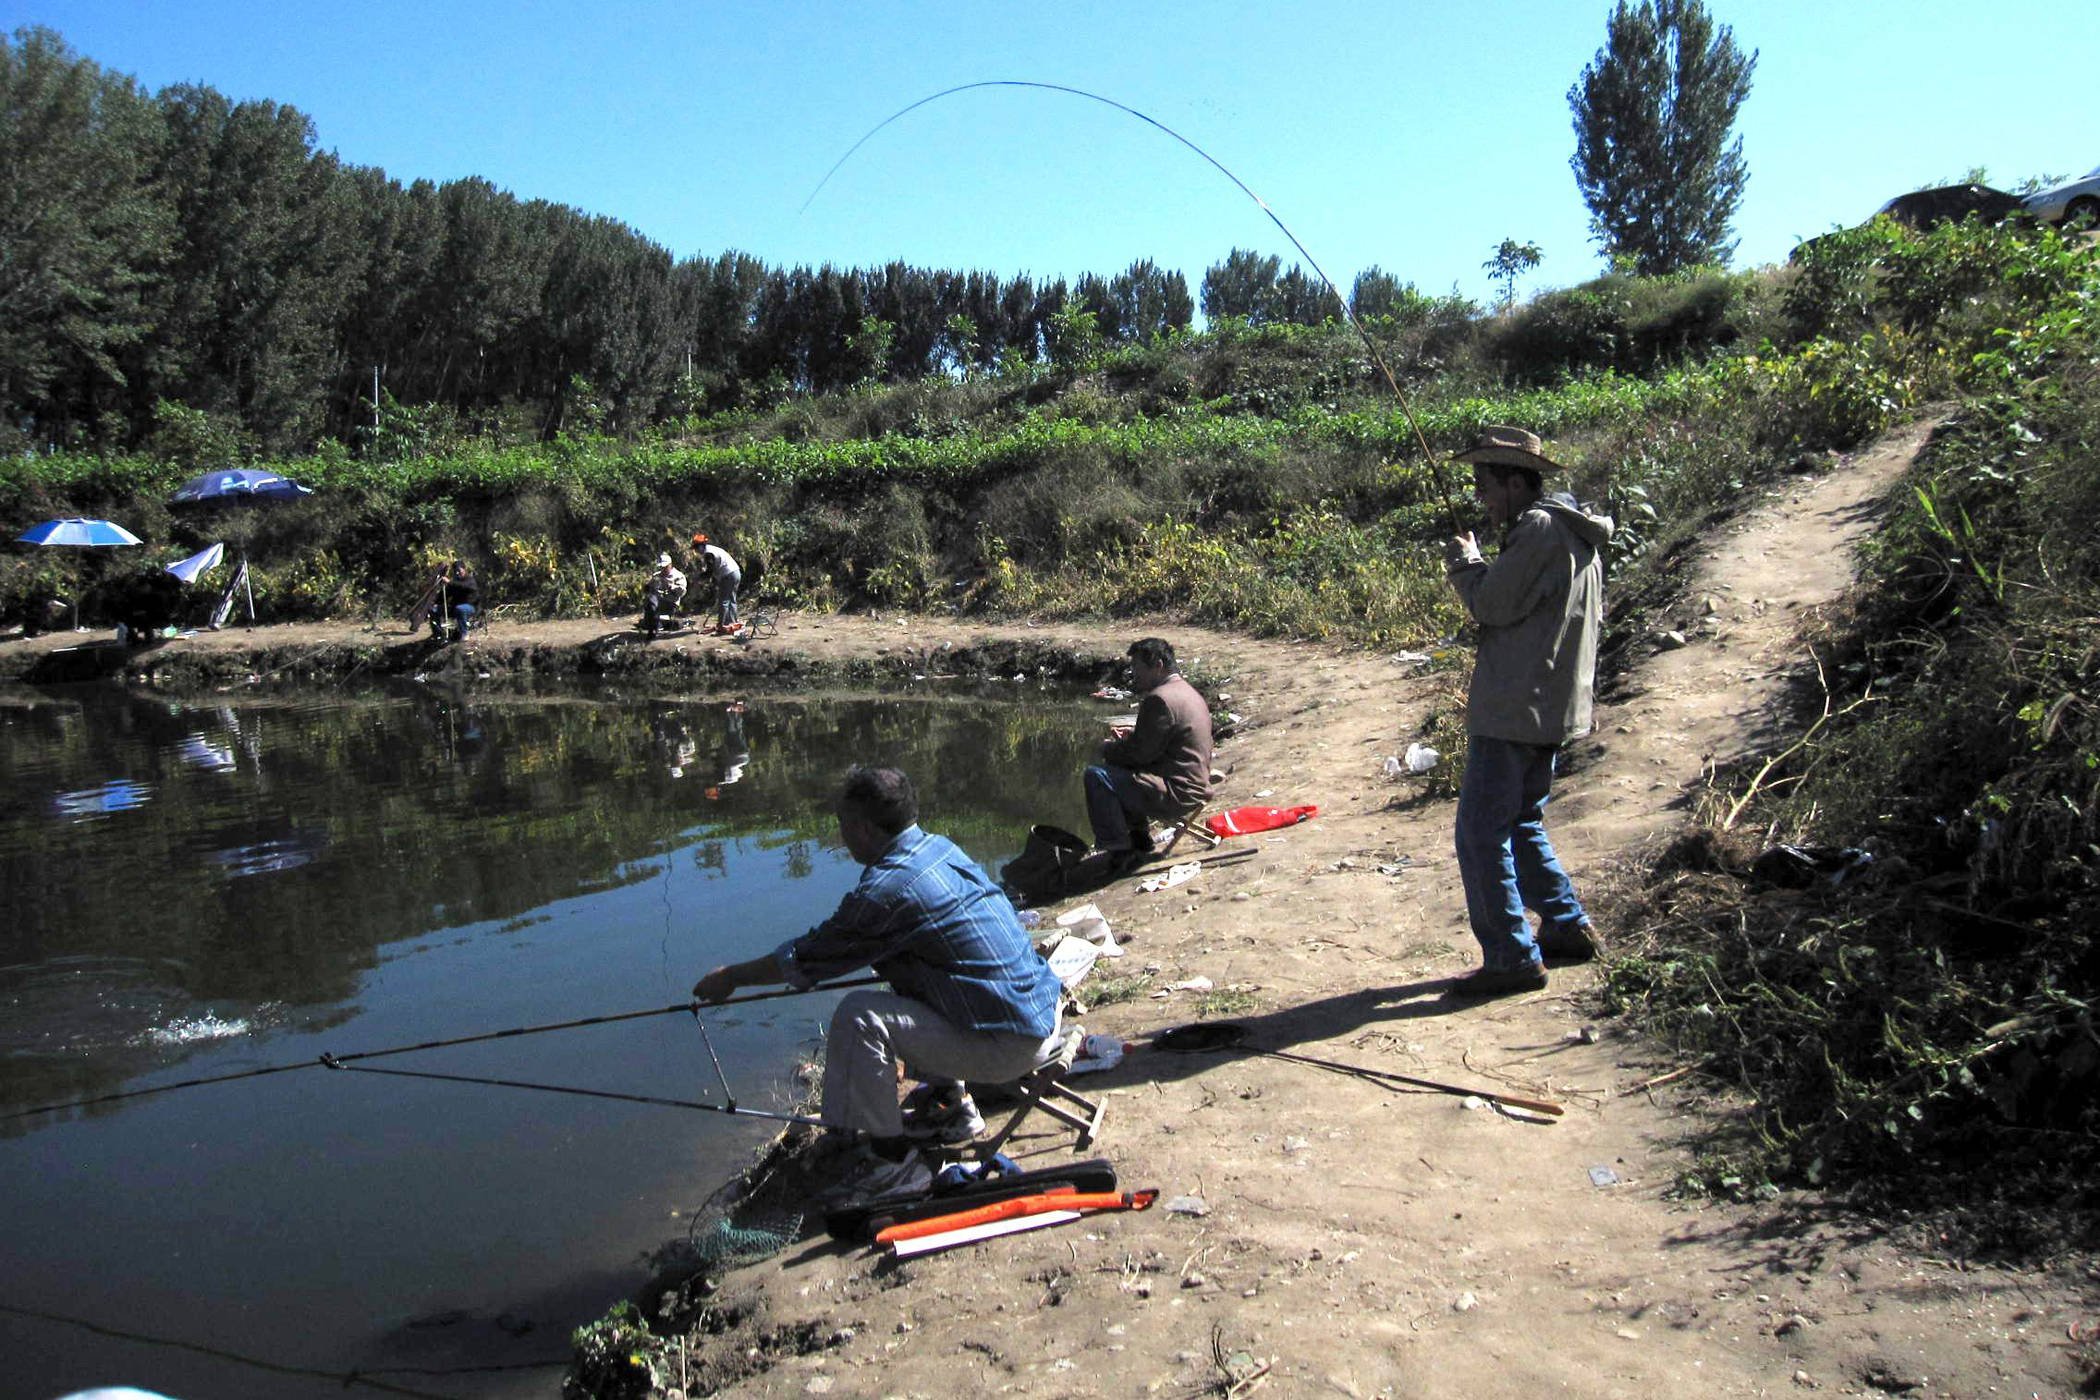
715;570;741;626
1454;735;1588;971
1083;764;1155;851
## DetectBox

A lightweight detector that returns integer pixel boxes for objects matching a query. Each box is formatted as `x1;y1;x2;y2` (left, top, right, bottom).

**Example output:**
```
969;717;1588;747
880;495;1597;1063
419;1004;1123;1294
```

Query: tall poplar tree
1568;0;1755;275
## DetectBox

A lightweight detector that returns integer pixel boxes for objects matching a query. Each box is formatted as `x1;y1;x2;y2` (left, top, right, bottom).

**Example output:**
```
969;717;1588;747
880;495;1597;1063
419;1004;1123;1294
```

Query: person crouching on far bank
1442;426;1612;998
690;766;1064;1198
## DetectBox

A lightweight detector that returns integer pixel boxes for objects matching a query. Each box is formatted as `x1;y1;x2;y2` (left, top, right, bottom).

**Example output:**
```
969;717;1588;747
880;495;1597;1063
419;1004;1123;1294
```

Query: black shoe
1537;921;1604;964
1445;960;1549;999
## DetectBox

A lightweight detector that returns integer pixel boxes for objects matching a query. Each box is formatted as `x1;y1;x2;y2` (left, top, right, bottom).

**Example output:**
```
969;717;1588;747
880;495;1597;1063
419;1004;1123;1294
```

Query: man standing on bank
691;766;1064;1178
1443;426;1613;997
1084;637;1214;873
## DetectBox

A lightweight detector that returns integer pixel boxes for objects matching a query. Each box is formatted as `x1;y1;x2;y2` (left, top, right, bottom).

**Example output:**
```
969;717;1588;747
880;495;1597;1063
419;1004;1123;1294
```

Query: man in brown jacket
1443;426;1613;997
1083;637;1213;871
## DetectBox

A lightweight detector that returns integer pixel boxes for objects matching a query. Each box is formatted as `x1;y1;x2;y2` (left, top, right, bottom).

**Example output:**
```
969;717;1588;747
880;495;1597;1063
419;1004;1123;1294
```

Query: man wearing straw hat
1442;426;1614;997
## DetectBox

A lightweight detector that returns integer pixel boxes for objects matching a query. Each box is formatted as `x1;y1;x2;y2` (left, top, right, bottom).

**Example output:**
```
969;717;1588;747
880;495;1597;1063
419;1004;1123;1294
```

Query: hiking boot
1444;959;1549;999
1537;920;1604;964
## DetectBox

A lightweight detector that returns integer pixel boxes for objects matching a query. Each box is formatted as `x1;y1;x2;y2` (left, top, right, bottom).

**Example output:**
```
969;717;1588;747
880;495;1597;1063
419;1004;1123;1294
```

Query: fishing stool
1155;799;1222;858
975;1025;1105;1159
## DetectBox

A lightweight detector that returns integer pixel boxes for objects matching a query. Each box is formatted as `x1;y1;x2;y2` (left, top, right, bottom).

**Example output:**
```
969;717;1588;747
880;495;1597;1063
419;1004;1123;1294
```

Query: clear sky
6;1;2094;307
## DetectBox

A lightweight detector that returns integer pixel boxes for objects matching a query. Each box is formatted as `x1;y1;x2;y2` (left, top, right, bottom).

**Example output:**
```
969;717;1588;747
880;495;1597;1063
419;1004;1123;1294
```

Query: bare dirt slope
671;415;2087;1400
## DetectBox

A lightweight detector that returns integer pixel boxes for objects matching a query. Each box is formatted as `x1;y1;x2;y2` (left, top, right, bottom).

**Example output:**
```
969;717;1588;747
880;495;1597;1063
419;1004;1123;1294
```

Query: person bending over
1083;637;1213;872
691;766;1064;1181
690;533;742;633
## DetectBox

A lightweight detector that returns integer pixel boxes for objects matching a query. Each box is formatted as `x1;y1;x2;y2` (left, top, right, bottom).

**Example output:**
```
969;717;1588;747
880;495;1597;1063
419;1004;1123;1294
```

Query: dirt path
4;416;2084;1396
671;416;2085;1399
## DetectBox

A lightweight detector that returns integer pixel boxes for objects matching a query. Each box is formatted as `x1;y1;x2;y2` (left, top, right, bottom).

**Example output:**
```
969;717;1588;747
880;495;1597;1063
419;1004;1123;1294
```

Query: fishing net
653;1133;822;1273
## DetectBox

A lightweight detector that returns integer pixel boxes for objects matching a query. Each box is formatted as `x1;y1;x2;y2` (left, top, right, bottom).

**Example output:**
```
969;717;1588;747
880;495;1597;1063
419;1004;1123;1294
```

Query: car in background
2022;166;2100;228
1873;183;2025;230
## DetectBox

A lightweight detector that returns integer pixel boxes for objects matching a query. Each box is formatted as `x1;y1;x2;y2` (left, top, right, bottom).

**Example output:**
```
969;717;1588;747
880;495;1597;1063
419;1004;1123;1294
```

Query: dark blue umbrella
168;468;315;505
16;517;144;547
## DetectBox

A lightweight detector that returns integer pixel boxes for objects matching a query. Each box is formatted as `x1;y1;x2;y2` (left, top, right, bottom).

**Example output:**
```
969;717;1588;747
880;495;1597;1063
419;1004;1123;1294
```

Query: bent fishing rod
804;79;1464;533
0;976;882;1124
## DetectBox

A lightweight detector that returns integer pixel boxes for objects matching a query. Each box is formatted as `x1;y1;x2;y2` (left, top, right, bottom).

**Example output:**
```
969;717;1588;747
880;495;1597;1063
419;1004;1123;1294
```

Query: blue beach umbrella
169;468;314;505
15;517;144;547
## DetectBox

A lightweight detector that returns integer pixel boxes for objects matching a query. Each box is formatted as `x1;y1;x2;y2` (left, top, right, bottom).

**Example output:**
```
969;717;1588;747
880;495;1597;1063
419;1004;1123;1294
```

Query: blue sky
7;1;2094;306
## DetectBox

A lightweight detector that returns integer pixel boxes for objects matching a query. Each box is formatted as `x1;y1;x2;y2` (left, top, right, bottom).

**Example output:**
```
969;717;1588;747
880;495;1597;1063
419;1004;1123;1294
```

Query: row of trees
2;28;1408;456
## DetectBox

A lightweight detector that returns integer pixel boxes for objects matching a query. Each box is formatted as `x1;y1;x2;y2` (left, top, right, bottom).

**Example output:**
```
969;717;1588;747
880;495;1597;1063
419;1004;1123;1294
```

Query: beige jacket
1103;673;1214;813
1447;494;1614;746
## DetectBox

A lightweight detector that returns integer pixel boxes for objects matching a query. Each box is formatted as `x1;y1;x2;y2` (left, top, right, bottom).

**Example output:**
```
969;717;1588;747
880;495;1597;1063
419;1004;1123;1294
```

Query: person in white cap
1442;425;1614;998
641;553;687;637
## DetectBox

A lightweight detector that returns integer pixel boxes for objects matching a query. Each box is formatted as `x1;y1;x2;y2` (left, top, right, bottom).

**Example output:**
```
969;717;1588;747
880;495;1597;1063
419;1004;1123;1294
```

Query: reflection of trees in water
0;687;1099;1111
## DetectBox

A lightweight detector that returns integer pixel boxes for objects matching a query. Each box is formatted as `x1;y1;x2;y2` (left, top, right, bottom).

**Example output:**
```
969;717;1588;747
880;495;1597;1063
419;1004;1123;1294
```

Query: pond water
0;681;1102;1400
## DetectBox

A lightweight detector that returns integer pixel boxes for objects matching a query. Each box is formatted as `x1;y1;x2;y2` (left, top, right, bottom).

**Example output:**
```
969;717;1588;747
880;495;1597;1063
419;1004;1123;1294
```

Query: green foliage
1569;0;1757;274
567;1300;668;1399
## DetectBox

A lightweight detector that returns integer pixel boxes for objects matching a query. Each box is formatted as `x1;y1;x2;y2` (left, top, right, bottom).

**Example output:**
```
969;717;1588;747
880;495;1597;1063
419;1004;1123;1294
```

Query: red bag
1206;804;1318;837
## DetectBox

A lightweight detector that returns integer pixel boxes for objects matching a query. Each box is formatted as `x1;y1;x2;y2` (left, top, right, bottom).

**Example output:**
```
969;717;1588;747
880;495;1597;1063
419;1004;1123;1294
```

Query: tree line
0;27;1420;456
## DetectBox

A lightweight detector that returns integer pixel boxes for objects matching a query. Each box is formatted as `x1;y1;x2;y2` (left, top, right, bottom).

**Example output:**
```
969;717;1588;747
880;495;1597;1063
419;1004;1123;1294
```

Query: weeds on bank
1603;326;2100;1253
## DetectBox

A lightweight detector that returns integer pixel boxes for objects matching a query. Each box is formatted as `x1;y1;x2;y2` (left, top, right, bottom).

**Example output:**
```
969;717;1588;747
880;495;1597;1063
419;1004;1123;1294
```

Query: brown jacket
1102;673;1213;814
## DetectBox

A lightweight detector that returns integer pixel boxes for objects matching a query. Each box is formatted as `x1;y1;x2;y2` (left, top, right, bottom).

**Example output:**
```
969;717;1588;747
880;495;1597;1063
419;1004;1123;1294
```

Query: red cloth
1206;804;1318;837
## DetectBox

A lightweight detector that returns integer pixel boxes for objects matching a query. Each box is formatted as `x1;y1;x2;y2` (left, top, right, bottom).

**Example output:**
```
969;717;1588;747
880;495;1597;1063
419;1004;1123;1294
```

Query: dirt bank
6;415;2088;1397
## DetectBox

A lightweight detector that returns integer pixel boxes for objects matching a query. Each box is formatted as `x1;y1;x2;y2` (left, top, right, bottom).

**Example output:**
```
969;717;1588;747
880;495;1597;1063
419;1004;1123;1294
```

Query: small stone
1165;1195;1209;1216
1776;1313;1809;1336
1453;1292;1478;1312
1793;1371;1812;1387
830;1326;856;1344
1182;1272;1206;1289
1459;1096;1486;1111
1615;1328;1639;1340
1657;630;1689;650
1283;1136;1311;1153
1232;891;1252;902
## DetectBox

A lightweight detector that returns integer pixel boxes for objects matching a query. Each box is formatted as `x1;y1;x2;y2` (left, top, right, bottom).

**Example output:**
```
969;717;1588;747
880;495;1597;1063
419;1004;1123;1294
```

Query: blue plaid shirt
773;826;1061;1038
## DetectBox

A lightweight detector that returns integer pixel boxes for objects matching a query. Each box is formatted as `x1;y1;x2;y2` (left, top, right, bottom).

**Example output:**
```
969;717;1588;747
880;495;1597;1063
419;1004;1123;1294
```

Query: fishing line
1;977;882;1122
803;78;1461;530
320;1057;824;1125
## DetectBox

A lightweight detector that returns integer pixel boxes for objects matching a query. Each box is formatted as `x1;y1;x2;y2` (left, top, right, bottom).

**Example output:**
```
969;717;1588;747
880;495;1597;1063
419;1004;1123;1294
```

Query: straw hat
656;553;671;568
1452;425;1562;474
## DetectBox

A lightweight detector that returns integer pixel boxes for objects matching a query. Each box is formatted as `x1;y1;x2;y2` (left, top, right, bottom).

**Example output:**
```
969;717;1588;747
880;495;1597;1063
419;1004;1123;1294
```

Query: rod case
824;1156;1118;1240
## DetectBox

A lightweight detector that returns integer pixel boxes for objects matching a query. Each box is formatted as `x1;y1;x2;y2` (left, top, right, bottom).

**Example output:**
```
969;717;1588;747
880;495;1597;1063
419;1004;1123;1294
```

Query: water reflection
0;682;1100;1399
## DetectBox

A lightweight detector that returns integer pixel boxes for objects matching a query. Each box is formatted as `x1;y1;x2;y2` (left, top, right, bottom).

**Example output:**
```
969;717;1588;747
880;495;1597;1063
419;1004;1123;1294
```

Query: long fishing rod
0;976;882;1123
803;79;1463;532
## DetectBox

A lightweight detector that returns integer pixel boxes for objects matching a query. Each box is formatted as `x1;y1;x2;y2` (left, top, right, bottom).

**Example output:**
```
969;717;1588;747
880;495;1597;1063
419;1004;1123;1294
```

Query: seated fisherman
692;766;1064;1178
641;553;687;636
428;560;480;642
1083;637;1214;871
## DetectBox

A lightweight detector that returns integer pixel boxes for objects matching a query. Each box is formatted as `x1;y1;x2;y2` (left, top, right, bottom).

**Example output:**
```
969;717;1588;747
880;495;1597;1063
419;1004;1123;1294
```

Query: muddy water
0;682;1099;1400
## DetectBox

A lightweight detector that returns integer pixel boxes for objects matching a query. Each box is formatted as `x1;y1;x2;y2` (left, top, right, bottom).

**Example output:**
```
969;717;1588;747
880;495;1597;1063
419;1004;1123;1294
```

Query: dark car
1872;184;2025;230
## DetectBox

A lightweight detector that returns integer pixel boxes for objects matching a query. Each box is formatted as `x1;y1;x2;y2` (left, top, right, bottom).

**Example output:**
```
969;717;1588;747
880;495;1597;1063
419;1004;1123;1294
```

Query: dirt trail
4;415;2084;1396
683;416;2085;1399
